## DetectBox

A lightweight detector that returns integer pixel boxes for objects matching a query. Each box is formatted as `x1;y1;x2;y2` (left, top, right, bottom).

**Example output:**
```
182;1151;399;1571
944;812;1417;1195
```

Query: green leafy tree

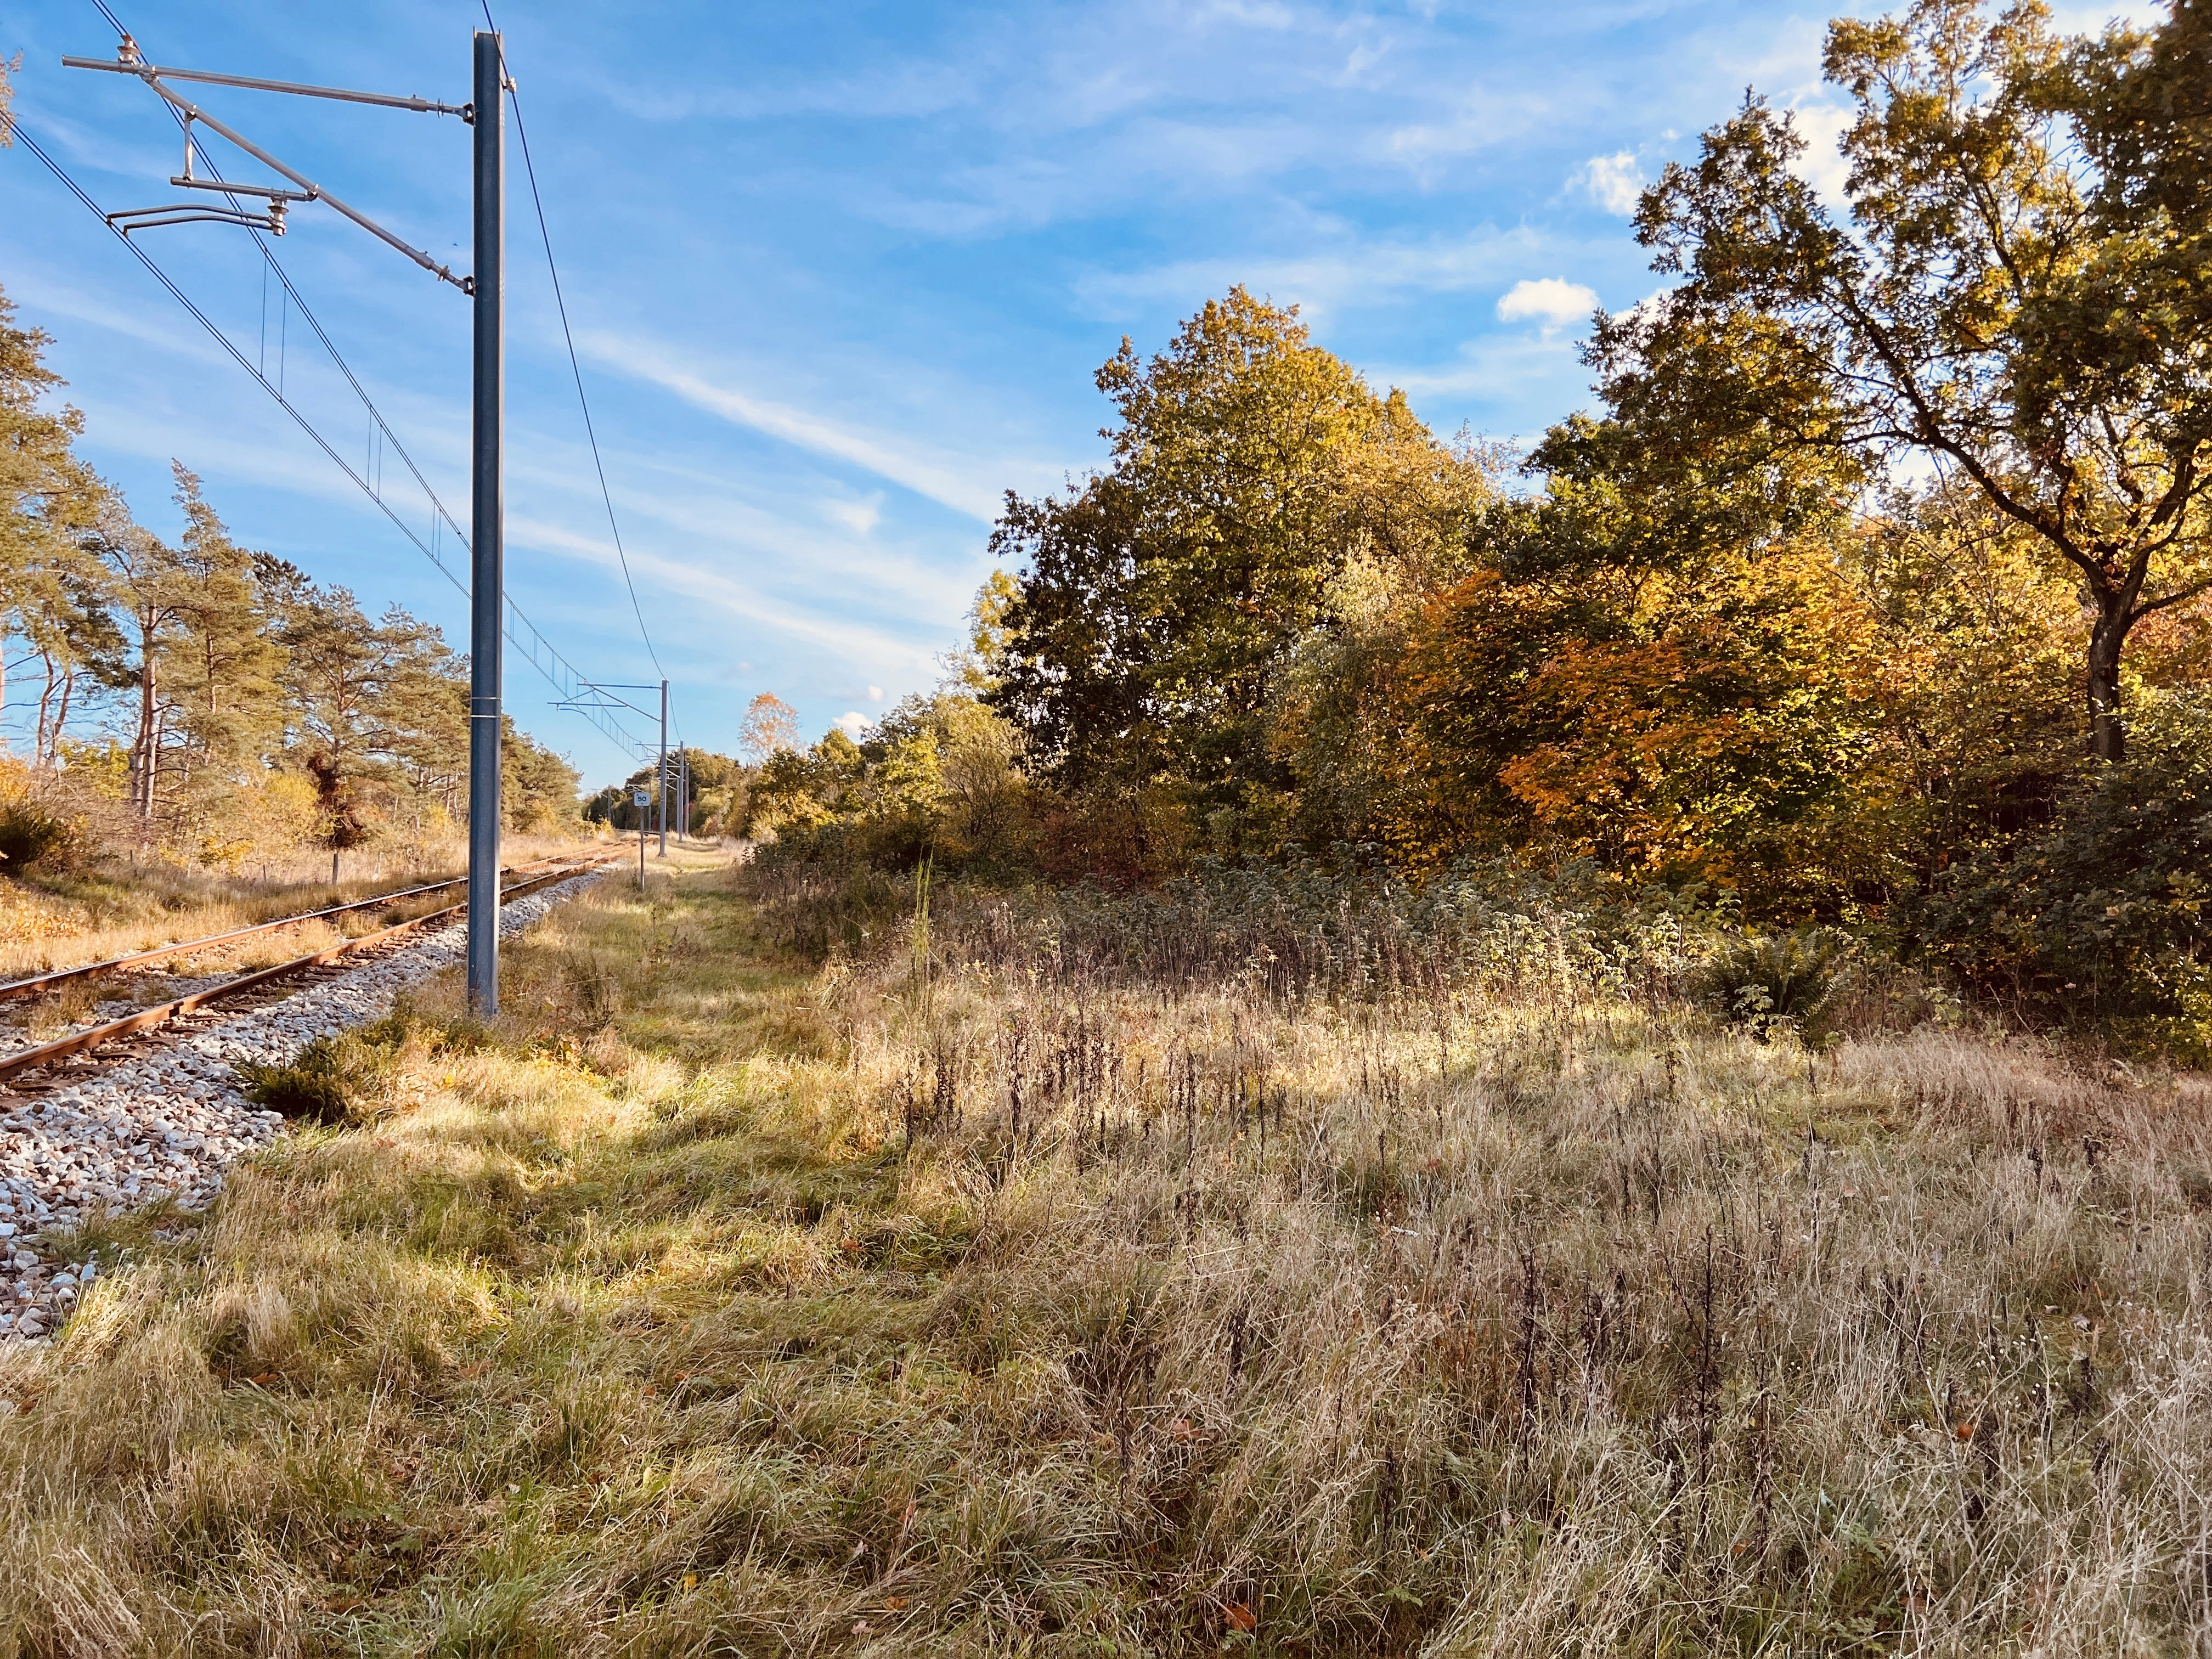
500;721;581;834
0;281;102;758
1917;686;2212;1052
88;511;189;825
277;584;451;860
1619;0;2212;761
675;749;743;836
379;653;469;820
18;555;119;769
163;466;285;837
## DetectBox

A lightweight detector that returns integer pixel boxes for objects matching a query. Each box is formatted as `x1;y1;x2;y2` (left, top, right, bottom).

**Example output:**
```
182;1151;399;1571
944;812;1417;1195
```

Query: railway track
0;849;622;1093
0;853;623;1339
0;848;603;1008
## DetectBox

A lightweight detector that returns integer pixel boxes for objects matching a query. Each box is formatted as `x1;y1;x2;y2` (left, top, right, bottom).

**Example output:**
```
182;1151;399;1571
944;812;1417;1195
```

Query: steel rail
0;851;620;1087
0;850;606;1006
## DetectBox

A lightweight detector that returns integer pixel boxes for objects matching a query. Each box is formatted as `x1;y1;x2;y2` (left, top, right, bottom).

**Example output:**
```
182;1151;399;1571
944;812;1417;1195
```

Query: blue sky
1;0;2143;783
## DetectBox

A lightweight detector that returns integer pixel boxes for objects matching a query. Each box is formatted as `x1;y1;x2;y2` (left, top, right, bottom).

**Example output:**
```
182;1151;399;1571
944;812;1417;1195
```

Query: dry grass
0;832;606;984
0;855;2204;1655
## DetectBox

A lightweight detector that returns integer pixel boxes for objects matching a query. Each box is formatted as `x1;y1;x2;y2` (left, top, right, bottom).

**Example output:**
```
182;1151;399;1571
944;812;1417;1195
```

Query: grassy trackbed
2;855;2210;1655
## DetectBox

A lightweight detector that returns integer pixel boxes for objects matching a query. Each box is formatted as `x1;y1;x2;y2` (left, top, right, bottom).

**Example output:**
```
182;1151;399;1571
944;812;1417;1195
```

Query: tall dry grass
0;854;2200;1654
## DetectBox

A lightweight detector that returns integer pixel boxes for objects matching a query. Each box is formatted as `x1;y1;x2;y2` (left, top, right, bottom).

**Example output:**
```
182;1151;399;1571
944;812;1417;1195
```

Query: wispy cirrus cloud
506;513;940;675
1074;224;1562;322
577;332;1014;522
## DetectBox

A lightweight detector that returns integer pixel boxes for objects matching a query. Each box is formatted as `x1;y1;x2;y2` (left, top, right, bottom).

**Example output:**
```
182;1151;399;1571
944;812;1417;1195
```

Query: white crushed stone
0;871;605;1340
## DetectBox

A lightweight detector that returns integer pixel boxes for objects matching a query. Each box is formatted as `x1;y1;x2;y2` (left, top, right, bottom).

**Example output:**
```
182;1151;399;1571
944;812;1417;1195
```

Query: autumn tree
1619;0;2212;761
991;288;1491;843
945;568;1018;693
736;691;799;761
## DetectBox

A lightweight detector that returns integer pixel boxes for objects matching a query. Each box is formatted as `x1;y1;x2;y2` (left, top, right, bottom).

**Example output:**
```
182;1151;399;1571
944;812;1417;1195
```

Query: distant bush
0;757;117;876
0;797;71;873
751;692;1041;877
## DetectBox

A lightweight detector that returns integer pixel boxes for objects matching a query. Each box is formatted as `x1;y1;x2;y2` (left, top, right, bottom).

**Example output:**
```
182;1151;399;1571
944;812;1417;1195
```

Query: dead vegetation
0;855;2203;1654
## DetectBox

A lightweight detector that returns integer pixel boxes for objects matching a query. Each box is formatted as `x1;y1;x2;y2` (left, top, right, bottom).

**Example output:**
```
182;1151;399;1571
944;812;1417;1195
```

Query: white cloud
1372;328;1591;398
1385;87;1554;172
823;495;884;536
867;685;885;702
1575;150;1644;216
1786;103;1854;207
1077;223;1550;321
1496;277;1600;331
833;711;872;738
578;332;1008;522
504;513;938;675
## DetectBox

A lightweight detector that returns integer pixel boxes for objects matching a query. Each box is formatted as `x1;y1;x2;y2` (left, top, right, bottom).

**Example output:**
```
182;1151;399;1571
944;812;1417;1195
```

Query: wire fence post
466;27;504;1016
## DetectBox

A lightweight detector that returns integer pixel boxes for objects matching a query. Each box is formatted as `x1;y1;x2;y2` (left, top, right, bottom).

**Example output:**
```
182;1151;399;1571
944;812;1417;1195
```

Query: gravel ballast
0;871;605;1339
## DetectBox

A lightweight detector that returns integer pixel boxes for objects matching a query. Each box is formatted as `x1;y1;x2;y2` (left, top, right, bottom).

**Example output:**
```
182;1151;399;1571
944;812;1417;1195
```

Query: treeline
750;0;2212;1053
0;283;579;873
583;751;746;837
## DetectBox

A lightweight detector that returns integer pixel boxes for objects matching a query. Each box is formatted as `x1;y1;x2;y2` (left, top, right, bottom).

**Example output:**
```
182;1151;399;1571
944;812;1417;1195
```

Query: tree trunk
35;651;58;769
132;618;159;821
48;666;74;770
2088;597;2130;764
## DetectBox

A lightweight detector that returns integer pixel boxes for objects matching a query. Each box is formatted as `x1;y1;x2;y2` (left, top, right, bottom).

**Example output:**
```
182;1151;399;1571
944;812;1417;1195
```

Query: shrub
240;1033;389;1123
1914;690;2212;1056
0;797;70;873
1696;927;1849;1039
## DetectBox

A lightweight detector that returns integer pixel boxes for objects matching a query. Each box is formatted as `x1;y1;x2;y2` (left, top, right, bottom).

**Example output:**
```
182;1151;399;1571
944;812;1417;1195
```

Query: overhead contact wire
75;0;651;756
15;115;649;758
77;0;658;755
479;0;669;691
